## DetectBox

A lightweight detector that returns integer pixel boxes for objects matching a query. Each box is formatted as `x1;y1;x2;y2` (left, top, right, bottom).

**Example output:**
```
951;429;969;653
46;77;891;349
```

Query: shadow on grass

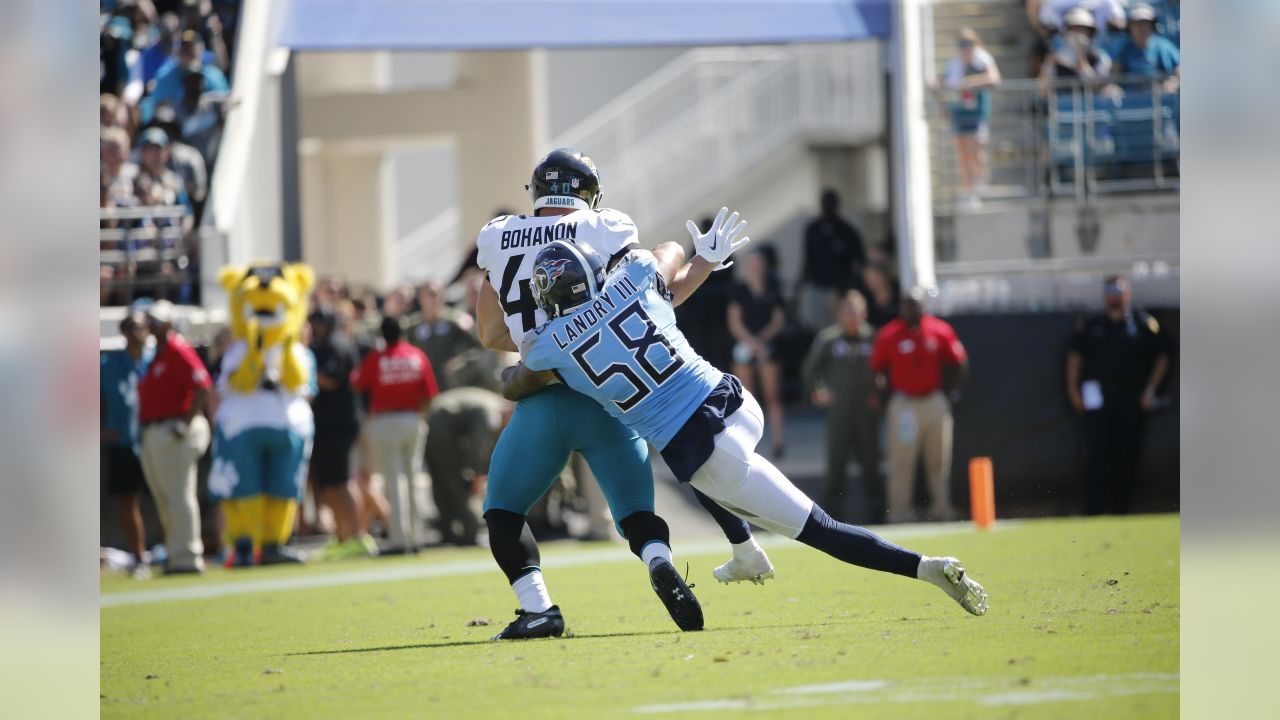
288;621;850;657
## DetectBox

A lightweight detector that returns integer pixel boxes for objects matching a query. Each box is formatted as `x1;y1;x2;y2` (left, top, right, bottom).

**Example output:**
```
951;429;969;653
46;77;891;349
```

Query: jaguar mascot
209;262;316;566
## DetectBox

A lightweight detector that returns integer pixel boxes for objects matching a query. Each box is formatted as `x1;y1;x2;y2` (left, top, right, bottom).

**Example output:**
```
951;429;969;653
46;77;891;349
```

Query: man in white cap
1038;7;1114;93
137;300;212;574
1112;3;1180;92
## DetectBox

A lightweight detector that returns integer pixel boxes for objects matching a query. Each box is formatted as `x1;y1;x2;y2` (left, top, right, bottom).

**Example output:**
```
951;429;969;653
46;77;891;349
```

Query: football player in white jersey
472;148;773;640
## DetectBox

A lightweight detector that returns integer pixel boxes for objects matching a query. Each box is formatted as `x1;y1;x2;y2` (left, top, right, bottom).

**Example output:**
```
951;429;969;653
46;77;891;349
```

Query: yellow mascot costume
208;262;316;566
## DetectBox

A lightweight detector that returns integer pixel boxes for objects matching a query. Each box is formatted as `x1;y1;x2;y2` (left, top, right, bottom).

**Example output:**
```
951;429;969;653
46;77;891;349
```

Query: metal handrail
550;47;790;150
100;205;189;221
100;205;202;306
928;74;1180;207
99;225;186;243
936;254;1180;276
552;43;883;232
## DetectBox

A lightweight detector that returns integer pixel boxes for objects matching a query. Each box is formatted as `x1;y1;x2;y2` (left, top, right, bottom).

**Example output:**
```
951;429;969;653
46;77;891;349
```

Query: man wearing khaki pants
870;289;968;523
352;317;439;553
137;301;213;574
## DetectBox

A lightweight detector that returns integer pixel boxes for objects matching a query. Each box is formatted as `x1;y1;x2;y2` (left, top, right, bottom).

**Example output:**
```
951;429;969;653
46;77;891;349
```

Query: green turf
101;515;1178;719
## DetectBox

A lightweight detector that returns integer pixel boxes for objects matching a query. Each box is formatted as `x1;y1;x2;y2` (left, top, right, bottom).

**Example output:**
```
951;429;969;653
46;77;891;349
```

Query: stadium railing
928;75;1180;208
925;76;1180;313
100;205;224;307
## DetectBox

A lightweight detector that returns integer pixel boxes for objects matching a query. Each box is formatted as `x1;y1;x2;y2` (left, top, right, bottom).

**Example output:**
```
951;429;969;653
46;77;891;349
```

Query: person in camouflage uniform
802;291;885;524
408;279;482;392
424;350;512;545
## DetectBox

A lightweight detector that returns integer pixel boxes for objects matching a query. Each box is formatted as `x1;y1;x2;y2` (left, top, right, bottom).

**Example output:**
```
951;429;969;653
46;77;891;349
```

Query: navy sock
795;505;920;578
692;487;752;544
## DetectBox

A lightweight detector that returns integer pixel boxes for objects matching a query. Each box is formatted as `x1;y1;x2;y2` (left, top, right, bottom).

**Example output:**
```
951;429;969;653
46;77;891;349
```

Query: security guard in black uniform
802;290;885;524
1066;276;1171;515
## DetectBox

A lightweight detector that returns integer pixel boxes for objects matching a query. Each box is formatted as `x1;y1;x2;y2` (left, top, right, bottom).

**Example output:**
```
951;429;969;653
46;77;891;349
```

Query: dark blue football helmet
531;240;606;318
526;148;603;213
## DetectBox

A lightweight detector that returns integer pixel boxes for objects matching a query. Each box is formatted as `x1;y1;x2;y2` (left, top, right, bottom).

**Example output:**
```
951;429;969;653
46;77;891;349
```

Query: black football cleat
649;560;704;631
491;605;566;641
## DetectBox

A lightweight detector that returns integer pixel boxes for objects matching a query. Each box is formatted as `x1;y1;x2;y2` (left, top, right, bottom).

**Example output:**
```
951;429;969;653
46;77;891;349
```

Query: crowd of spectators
935;2;1182;205
101;184;1175;577
677;189;900;414
100;1;241;307
1032;3;1180;94
101;255;602;575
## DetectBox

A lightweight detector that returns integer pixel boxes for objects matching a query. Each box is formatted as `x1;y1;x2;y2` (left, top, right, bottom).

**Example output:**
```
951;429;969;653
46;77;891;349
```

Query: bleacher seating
100;1;243;307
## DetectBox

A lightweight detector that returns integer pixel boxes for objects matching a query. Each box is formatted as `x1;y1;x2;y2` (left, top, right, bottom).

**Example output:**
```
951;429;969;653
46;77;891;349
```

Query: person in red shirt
137;300;213;574
351;316;439;553
870;288;969;523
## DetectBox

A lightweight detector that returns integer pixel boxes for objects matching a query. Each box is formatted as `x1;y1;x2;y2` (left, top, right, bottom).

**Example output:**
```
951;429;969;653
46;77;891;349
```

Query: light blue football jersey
523;251;724;450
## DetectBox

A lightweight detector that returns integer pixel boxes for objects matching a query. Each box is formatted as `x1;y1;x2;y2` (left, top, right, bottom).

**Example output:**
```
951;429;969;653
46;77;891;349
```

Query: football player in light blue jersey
522;245;725;451
507;215;990;621
473;150;773;641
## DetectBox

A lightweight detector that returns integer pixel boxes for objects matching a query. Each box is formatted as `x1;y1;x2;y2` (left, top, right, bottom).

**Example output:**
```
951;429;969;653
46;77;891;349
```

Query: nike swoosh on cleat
527;617;548;629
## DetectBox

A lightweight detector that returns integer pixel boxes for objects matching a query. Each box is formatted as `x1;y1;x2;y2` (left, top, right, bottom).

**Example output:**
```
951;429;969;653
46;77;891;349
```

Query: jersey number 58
571;304;684;412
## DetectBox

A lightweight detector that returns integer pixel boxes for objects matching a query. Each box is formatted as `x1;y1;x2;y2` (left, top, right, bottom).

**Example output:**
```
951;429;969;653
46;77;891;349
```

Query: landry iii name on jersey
522;251;724;450
476;208;640;349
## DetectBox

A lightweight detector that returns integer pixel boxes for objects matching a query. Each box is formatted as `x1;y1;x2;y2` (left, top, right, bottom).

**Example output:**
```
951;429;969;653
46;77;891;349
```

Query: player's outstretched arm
500;362;554;402
477;281;519;352
661;207;751;307
660;248;719;308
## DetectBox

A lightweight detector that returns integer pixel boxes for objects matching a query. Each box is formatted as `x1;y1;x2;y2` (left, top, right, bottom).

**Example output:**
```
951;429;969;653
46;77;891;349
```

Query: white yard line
100;521;1003;608
633;672;1179;713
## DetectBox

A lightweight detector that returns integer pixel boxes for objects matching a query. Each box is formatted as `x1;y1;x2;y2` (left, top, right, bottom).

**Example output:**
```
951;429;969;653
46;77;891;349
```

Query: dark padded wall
945;310;1179;516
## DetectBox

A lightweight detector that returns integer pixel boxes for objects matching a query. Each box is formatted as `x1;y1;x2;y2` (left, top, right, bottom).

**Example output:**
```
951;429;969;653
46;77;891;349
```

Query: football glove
687;206;750;270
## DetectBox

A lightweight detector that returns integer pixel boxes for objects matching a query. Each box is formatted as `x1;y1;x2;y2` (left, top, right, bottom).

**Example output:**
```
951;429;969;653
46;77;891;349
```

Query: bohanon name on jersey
500;221;579;250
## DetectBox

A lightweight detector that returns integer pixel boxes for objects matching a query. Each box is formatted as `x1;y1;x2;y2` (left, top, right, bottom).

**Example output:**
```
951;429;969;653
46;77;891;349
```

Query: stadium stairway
397;42;893;287
548;42;887;251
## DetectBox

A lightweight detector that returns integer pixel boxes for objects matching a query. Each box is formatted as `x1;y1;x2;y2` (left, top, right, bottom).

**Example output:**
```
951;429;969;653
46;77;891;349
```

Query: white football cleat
713;547;776;585
920;556;988;616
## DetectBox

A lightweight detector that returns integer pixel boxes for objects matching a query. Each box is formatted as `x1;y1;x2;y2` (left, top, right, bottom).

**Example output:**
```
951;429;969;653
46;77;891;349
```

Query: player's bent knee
618;511;670;559
688;447;752;499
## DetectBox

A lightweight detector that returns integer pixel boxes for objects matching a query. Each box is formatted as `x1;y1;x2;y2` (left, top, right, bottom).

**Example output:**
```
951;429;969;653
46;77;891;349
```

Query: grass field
101;514;1178;718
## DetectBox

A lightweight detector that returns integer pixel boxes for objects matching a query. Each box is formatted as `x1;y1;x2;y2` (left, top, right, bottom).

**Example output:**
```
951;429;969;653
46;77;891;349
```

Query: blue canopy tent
278;0;892;51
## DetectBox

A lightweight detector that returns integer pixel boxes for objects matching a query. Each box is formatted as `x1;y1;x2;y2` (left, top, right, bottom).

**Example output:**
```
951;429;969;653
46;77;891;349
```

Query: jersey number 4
571;304;684;412
500;254;538;332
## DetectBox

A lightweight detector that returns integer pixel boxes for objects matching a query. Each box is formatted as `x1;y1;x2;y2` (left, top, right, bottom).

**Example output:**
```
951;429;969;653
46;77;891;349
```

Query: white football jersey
476;208;639;349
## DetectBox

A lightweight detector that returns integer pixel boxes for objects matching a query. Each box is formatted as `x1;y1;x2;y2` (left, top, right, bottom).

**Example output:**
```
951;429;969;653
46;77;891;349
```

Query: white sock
641;541;673;569
916;556;932;580
512;570;553;613
731;537;762;559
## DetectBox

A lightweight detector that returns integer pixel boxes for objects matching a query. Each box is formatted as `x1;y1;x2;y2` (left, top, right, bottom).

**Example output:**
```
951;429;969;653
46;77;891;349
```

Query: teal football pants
484;383;654;533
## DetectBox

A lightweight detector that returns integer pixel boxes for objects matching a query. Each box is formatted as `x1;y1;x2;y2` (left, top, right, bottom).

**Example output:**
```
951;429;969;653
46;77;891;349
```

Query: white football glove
687;206;750;270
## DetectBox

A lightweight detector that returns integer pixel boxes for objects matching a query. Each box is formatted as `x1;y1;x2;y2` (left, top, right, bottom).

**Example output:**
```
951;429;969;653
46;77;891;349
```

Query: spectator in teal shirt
141;31;229;123
101;310;156;578
1113;4;1180;90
